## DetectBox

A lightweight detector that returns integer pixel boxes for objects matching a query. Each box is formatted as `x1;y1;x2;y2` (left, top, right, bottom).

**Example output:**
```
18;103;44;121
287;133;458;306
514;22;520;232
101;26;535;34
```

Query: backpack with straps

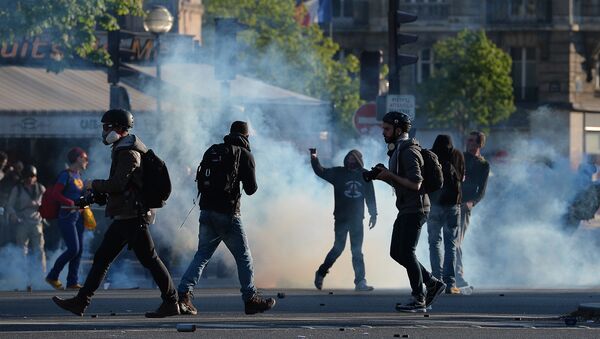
396;143;444;194
39;170;70;220
420;148;444;194
196;143;241;197
138;149;171;209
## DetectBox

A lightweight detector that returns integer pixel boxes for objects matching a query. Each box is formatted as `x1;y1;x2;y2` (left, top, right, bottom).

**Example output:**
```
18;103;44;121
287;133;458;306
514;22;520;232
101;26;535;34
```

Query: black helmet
383;111;411;128
101;109;134;129
22;165;37;177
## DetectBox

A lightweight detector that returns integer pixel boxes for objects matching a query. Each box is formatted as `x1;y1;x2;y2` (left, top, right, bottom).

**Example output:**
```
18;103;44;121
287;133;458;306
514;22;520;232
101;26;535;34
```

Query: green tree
0;0;143;67
418;30;515;136
205;0;362;131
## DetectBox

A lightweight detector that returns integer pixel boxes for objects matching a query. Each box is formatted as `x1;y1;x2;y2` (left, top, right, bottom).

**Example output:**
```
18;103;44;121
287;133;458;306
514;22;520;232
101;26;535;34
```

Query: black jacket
389;138;431;216
429;135;465;206
311;150;377;221
200;133;257;215
462;152;490;205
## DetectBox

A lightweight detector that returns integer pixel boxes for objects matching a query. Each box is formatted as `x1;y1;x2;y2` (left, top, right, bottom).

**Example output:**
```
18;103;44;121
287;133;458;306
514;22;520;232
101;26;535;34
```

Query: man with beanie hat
177;120;276;316
311;149;377;291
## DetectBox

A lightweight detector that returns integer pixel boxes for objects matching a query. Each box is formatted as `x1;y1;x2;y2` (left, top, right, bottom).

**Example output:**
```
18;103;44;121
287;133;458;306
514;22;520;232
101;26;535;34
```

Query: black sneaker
145;301;180;318
178;291;198;315
314;271;325;290
395;297;427;313
244;294;276;315
425;279;446;308
52;296;89;316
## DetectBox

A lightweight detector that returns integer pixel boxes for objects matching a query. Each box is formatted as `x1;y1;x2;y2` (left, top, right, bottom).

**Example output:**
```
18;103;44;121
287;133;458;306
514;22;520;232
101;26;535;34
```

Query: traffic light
388;0;418;94
359;50;383;101
395;11;418;68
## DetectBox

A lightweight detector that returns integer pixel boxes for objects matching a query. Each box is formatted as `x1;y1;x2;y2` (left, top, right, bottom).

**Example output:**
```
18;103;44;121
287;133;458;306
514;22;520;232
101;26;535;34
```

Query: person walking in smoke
427;135;465;294
311;149;378;291
373;112;446;313
456;131;490;291
52;109;180;318
46;147;89;290
6;165;46;288
177;121;275;316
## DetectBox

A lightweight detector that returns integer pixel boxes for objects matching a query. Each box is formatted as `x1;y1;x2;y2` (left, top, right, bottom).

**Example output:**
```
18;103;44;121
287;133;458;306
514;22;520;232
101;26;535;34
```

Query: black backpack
396;143;444;194
139;149;171;209
420;148;444;194
196;143;241;197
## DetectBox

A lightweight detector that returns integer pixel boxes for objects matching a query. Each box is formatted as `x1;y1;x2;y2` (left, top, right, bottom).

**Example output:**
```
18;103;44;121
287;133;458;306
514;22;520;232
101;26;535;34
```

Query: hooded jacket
92;134;147;219
199;133;257;215
311;150;377;221
389;138;430;216
429;135;465;206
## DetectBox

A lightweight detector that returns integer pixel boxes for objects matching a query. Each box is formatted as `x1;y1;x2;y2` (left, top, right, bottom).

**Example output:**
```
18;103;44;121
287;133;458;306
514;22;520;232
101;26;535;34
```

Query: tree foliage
418;30;515;135
0;0;143;67
205;0;362;131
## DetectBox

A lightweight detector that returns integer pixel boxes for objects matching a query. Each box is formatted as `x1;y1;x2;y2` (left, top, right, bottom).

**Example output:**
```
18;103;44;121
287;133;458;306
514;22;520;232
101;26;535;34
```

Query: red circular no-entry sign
353;103;380;134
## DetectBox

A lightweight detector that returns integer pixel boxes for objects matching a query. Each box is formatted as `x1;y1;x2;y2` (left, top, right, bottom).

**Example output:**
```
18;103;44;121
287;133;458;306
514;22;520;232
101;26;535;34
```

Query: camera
362;163;385;182
77;190;107;208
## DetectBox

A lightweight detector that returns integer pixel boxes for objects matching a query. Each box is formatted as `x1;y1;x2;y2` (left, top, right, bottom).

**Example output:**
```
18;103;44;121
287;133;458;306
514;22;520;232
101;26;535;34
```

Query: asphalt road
0;288;599;338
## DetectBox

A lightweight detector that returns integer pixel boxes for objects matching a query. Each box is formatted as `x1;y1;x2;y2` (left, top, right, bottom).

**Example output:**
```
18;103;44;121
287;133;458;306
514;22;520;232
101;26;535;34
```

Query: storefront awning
0;65;156;137
125;62;329;107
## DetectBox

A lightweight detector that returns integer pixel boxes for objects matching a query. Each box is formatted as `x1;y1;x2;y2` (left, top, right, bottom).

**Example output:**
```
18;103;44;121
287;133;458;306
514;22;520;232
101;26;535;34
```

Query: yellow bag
81;207;97;231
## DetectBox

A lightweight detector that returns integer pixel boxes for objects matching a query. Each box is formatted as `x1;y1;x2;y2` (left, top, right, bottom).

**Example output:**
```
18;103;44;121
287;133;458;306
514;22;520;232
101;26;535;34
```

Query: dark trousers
390;212;432;298
317;218;366;285
78;218;177;304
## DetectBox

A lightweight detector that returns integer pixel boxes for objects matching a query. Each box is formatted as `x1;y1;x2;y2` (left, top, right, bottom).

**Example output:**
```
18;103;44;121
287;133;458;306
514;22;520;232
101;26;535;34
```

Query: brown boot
145;301;180;318
52;296;88;316
244;294;276;315
178;292;198;315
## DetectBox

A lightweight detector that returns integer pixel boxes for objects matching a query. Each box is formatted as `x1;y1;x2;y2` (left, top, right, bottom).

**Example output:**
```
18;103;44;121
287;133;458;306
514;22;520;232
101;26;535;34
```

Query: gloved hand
368;215;377;229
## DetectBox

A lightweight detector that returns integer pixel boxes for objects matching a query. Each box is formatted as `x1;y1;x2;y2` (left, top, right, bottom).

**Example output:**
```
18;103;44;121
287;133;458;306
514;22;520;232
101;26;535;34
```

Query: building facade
330;0;600;167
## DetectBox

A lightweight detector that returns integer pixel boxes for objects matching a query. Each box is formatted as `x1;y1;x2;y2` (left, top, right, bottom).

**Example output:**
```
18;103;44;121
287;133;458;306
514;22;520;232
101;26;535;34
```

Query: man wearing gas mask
311;149;377;292
52;109;179;318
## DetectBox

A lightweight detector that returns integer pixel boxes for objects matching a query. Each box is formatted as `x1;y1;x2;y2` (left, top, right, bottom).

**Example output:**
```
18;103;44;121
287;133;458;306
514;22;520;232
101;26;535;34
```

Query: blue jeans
178;210;256;301
47;209;84;286
318;218;366;286
427;204;460;287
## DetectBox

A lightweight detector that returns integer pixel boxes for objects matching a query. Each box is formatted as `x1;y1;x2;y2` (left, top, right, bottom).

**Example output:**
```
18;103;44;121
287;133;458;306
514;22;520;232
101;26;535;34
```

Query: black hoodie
311;150;377;221
429;135;465;206
199;133;257;215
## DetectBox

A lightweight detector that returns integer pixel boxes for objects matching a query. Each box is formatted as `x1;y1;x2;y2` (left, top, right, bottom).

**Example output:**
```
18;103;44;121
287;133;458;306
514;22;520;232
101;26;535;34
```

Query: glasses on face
102;124;113;131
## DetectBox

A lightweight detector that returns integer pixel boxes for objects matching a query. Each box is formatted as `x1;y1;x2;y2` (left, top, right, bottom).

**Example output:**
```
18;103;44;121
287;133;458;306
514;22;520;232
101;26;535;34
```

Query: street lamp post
144;5;173;115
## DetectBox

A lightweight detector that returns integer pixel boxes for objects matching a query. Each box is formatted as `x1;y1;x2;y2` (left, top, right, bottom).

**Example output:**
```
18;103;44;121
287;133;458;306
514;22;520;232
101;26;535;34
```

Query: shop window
417;48;434;83
333;0;353;18
511;47;538;102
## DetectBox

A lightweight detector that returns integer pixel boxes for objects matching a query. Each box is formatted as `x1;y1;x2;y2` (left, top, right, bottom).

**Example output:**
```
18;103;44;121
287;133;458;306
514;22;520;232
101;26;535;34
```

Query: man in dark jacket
312;149;377;291
176;121;275;316
52;109;180;318
374;112;445;313
427;135;465;294
456;131;490;290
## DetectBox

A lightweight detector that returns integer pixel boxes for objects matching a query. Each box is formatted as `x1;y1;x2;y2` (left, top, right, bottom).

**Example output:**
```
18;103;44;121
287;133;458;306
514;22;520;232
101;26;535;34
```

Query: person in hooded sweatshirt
52;109;180;318
427;135;465;295
176;121;276;316
311;149;377;291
